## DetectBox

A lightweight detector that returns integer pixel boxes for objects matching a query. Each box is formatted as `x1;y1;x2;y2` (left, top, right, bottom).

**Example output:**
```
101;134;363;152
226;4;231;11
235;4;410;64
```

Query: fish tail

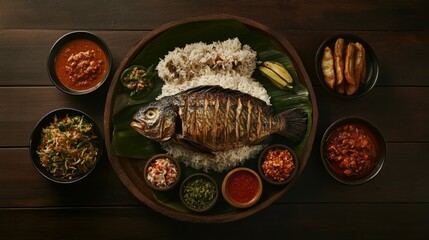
276;108;308;142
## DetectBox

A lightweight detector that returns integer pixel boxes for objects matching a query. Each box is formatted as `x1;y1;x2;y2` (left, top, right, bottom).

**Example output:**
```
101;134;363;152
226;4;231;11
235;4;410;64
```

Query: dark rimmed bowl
320;117;386;185
143;154;181;191
47;31;112;95
258;144;299;185
29;108;103;184
222;167;263;209
315;34;379;99
180;173;218;212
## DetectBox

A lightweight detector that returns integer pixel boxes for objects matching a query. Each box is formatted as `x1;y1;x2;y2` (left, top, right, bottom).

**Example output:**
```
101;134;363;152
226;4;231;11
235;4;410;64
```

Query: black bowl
320;117;386;185
29;108;103;183
258;144;299;185
315;34;379;99
47;31;112;95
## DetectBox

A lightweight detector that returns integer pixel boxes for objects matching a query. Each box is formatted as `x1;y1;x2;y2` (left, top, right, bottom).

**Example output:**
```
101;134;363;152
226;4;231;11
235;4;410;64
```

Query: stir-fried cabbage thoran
37;115;99;180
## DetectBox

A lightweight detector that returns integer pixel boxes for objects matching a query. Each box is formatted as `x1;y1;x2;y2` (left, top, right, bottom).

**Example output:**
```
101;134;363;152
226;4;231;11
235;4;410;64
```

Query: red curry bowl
222;167;263;209
47;31;112;95
320;117;386;185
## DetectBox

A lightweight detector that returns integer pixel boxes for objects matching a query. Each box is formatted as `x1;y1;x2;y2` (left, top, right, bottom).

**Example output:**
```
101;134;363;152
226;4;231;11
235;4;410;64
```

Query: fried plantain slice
336;80;345;94
355;42;367;84
354;42;366;86
321;46;336;89
345;80;359;95
344;43;356;86
334;38;345;86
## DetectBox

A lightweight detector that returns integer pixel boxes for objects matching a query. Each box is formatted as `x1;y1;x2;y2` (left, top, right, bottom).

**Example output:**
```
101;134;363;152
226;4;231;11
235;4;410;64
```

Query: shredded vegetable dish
146;157;178;189
37;115;99;180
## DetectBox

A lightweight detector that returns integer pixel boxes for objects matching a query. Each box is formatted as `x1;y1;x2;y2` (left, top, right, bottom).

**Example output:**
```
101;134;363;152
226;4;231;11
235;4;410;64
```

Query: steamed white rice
157;74;270;105
156;38;257;84
156;38;270;172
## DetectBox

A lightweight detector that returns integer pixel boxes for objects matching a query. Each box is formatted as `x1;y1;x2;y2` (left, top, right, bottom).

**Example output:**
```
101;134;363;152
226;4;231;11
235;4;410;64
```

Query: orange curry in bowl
54;39;108;91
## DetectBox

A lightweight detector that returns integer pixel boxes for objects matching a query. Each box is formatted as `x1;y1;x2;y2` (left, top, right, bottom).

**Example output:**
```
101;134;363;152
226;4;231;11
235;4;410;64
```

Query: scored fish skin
175;87;276;152
131;85;307;153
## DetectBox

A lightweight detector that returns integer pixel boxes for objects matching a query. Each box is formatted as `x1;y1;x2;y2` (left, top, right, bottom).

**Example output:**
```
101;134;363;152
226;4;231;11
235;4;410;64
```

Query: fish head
130;99;177;142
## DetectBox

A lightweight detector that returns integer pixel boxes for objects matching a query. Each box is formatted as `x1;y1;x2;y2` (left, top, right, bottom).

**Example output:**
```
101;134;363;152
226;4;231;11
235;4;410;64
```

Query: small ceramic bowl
29;108;103;184
222;167;263;208
47;31;112;95
320;117;386;185
143;154;181;191
120;65;156;98
258;144;299;185
180;173;218;212
315;34;379;99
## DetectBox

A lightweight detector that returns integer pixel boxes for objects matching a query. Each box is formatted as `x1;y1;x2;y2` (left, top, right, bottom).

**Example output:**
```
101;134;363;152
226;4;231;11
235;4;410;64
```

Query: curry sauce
54;39;108;91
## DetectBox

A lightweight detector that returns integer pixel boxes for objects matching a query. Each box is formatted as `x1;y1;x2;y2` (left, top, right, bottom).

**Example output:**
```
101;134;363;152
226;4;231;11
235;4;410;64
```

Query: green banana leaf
111;19;312;213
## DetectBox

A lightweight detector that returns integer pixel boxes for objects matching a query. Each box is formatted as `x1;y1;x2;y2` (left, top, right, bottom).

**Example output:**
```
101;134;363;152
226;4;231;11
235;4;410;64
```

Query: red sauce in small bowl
54;39;108;91
261;147;295;183
222;168;262;208
228;170;259;203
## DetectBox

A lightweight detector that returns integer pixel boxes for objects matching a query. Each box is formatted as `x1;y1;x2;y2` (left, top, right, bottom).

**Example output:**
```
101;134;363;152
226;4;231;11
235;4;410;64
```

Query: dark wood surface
1;0;428;239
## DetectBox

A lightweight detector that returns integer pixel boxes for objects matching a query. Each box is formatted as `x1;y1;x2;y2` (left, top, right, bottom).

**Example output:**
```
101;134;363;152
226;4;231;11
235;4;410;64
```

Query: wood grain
0;87;106;147
0;148;139;208
0;86;426;147
1;0;428;31
285;143;429;203
1;142;428;208
1;30;428;86
0;0;428;236
0;204;427;239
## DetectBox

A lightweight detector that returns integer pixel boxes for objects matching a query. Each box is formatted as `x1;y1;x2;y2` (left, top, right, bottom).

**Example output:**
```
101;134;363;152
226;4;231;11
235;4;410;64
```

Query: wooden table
1;1;428;239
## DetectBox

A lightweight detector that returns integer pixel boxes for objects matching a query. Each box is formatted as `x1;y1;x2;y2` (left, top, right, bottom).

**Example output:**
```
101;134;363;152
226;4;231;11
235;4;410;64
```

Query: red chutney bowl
222;167;263;209
258;144;299;186
320;117;386;185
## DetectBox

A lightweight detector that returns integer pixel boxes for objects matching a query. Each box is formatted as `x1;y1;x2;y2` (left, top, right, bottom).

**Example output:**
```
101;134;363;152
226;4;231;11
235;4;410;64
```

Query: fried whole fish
131;85;308;152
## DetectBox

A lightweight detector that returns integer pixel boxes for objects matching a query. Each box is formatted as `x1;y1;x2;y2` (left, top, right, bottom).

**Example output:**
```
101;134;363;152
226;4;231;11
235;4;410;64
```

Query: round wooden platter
104;14;318;223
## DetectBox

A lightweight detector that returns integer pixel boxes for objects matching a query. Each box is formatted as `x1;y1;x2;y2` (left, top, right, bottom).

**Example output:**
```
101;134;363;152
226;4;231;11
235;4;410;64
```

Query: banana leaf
110;19;312;212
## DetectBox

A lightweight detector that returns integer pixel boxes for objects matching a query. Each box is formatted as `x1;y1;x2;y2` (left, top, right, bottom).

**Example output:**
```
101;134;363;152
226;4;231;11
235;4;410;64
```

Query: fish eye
145;108;158;119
